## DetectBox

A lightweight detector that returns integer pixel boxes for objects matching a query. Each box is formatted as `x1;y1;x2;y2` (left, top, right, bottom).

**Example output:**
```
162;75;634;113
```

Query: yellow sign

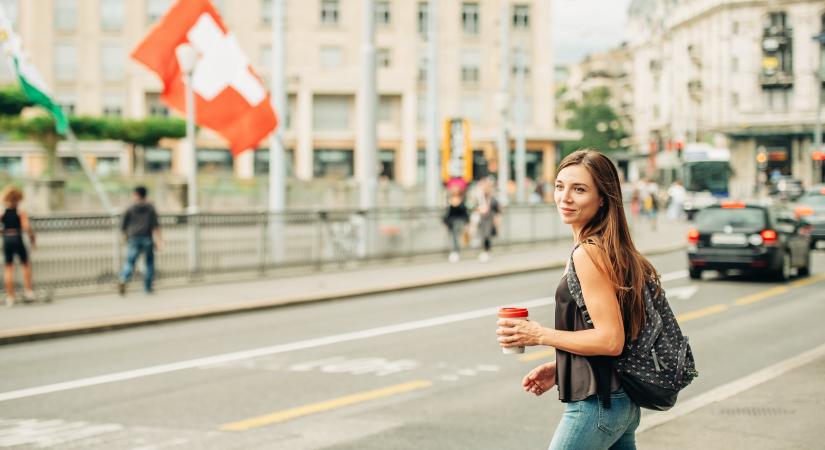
441;118;473;182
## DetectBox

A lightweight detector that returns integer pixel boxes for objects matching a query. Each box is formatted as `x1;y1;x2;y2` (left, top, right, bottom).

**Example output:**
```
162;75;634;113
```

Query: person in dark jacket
443;184;469;263
118;186;163;295
2;187;35;306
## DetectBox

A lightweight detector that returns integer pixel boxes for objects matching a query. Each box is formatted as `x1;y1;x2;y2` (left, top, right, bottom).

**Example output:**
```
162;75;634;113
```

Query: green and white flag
0;6;69;135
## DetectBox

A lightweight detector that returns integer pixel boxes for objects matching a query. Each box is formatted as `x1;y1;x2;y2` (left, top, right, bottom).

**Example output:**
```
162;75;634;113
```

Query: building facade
627;0;825;197
1;0;574;187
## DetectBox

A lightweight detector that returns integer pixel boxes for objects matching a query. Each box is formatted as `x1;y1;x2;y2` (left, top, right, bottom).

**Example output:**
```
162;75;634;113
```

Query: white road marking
661;270;688;282
666;285;699;300
0;418;123;448
0;297;554;403
638;342;825;433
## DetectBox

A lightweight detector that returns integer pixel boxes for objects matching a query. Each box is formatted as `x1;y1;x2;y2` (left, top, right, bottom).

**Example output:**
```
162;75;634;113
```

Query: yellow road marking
519;348;556;362
676;304;728;322
735;286;789;306
789;273;825;289
220;379;432;431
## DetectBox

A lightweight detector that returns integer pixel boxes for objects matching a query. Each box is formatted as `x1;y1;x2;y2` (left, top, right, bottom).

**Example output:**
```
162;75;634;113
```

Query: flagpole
268;0;286;265
425;0;439;208
176;44;199;275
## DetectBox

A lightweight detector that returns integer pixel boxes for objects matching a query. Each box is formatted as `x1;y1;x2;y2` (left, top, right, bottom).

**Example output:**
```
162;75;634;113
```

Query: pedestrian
118;186;163;295
666;179;686;220
497;149;658;449
1;187;36;306
443;184;469;263
641;178;659;231
474;178;501;263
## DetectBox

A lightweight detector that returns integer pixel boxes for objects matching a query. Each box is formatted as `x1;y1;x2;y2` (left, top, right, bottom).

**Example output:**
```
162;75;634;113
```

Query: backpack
567;248;698;410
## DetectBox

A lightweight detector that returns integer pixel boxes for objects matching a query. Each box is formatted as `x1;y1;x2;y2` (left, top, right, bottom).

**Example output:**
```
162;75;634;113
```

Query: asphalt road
1;249;824;449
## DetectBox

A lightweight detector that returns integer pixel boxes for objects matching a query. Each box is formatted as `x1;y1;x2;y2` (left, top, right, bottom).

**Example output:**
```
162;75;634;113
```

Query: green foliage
0;86;32;115
561;87;629;157
120;116;186;147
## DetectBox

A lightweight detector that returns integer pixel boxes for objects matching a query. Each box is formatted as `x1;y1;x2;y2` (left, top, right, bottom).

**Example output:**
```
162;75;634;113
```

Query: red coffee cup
498;307;529;354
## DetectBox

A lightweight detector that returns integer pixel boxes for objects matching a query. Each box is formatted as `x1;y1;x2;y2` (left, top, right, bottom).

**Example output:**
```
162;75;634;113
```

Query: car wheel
776;252;791;281
689;268;702;280
798;251;811;277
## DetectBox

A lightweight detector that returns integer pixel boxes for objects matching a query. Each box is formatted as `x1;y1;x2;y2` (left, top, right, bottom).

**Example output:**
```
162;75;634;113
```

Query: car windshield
695;207;766;231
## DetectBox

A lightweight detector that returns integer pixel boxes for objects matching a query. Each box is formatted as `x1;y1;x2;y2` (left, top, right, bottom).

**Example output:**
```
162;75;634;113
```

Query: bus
681;143;734;219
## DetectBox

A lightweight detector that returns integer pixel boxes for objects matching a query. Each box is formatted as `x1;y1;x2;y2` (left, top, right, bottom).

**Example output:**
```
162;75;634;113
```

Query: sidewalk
0;219;689;344
637;344;825;449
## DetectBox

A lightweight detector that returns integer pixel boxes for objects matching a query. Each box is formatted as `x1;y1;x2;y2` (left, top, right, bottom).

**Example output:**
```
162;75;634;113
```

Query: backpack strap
566;244;594;327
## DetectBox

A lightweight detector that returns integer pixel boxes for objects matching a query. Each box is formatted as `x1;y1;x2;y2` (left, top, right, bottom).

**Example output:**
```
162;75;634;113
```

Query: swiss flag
131;0;277;156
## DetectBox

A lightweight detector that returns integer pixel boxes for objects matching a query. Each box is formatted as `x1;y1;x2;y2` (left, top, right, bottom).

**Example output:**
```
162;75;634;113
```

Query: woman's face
554;164;602;227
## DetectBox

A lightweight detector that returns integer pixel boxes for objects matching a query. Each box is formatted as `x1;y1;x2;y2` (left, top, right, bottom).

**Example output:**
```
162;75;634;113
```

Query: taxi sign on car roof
720;201;746;209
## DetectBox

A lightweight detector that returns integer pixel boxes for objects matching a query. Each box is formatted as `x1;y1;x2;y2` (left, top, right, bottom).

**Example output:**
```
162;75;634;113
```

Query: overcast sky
553;0;633;65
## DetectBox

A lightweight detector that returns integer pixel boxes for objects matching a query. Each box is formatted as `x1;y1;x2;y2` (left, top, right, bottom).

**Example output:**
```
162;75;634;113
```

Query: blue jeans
120;236;155;292
549;389;641;450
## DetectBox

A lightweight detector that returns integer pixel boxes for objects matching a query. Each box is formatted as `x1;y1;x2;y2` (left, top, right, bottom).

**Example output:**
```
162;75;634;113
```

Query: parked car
792;187;825;249
687;202;811;280
770;176;804;201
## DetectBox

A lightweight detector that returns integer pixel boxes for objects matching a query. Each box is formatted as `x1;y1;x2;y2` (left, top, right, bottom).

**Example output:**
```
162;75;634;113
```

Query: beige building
627;0;825;195
1;0;574;187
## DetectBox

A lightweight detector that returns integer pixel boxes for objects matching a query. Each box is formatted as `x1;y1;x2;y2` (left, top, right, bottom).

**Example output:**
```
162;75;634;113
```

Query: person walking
443;185;469;263
1;187;36;306
474;178;501;263
118;186;163;295
497;149;660;449
666;179;686;220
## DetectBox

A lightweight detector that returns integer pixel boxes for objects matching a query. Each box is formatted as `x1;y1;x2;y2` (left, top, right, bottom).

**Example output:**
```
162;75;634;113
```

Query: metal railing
11;204;572;297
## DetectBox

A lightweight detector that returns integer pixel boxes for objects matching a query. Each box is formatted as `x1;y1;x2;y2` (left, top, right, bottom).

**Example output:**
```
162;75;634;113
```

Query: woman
2;187;36;306
474;178;501;263
443;185;469;263
497;149;660;449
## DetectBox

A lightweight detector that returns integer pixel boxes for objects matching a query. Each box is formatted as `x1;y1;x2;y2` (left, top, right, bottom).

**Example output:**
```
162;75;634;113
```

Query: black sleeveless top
1;208;21;234
555;273;621;404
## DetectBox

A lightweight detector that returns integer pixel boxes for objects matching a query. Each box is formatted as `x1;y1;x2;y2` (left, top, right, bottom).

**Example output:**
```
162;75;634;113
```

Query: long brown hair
557;149;659;340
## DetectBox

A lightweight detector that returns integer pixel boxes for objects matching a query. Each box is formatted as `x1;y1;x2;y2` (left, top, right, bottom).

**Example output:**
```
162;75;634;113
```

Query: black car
687;202;812;280
793;188;825;249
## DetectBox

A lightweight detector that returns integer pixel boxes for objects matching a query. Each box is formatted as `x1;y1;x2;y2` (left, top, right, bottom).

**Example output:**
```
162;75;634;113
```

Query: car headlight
748;234;763;246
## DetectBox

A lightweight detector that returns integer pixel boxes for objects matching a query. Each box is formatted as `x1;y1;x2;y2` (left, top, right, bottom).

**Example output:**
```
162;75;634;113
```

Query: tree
0;86;32;116
560;87;629;157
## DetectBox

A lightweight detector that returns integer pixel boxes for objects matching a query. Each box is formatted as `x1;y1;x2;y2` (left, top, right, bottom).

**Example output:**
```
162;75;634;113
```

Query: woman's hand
497;318;546;348
522;362;556;397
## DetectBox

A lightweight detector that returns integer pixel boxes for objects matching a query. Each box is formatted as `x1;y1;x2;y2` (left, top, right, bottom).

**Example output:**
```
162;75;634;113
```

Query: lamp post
175;43;199;275
813;32;825;184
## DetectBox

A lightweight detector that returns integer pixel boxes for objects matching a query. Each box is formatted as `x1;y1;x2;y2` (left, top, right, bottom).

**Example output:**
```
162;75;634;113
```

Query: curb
0;244;686;345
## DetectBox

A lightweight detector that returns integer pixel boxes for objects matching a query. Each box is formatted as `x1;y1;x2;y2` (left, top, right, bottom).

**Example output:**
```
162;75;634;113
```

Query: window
513;98;531;123
375;1;391;26
379;149;395;180
377;48;391;68
261;0;272;26
320;0;339;25
54;43;77;81
417;53;428;85
462;3;479;35
731;56;738;72
513;4;529;29
145;147;172;173
320;46;343;68
732;21;739;34
101;43;125;81
54;0;77;31
0;0;18;28
417;95;427;124
378;95;398;123
765;88;790;112
102;94;124;117
417;2;428;38
511;47;530;77
101;0;124;30
461;49;480;84
731;92;739;109
460;96;482;123
254;148;295;176
313;149;353;179
56;94;76;116
260;45;272;70
197;148;233;173
313;95;351;131
147;0;171;24
0;157;22;177
146;92;169;117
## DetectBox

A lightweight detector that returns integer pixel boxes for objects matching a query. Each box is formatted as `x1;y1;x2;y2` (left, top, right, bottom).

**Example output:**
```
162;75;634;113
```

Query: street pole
496;0;510;206
814;32;825;184
425;0;439;207
176;44;199;275
269;0;286;265
514;44;526;204
357;0;377;211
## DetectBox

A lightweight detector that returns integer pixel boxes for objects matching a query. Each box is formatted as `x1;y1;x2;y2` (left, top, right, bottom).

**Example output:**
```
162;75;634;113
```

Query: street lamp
813;32;825;184
175;43;199;274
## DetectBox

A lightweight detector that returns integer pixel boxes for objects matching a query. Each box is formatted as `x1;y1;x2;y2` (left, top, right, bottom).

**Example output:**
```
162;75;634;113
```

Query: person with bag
496;149;697;449
443;184;469;263
1;186;36;307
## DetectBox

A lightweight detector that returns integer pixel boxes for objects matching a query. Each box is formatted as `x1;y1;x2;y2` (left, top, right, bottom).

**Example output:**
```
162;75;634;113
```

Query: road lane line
518;348;556;362
0;297;554;403
676;304;728;322
219;380;433;431
660;270;688;282
734;286;789;306
789;273;825;288
638;342;825;434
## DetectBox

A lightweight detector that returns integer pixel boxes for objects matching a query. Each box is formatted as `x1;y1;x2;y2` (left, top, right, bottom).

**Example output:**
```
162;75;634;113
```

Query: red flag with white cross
131;0;277;156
